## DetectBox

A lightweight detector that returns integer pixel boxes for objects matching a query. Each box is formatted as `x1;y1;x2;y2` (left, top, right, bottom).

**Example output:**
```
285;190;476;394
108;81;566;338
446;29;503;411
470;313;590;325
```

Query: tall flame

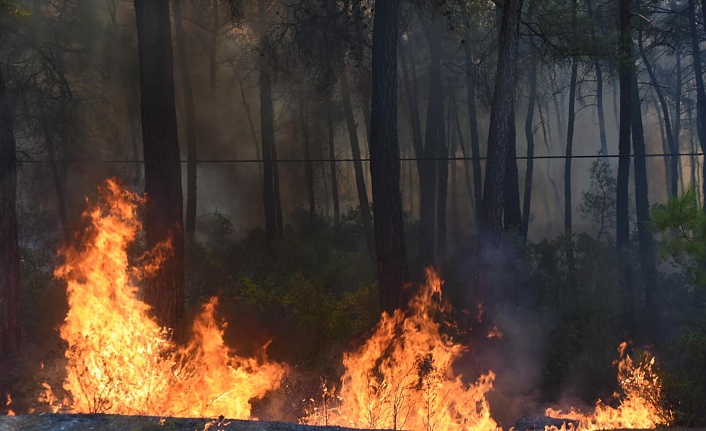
43;179;285;418
305;268;498;431
545;342;673;430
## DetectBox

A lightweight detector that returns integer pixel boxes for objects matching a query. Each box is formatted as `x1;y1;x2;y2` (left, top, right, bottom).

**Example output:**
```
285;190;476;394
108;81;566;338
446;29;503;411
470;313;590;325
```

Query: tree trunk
585;0;608;160
0;68;21;393
652;96;672;195
522;54;538;240
134;0;185;331
258;0;282;245
565;57;578;274
210;0;218;96
481;0;523;243
452;95;476;221
538;97;563;222
173;0;198;247
674;45;683;193
369;0;409;314
689;0;706;206
630;62;658;339
328;109;340;230
617;0;634;337
300;96;315;229
341;69;374;258
463;25;484;229
639;33;678;198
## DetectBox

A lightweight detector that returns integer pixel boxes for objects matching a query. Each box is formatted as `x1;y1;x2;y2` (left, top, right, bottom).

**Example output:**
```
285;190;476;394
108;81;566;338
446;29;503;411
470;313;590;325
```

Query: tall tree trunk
538;97;563;221
300;96;315;229
674;46;683;193
652;96;672;195
341;70;374;258
0;68;21;404
585;0;609;160
238;78;263;181
690;0;706;206
463;24;484;228
45;128;69;243
328;109;340;230
522;54;538;240
617;0;634;337
504;122;522;231
565;57;578;275
630;61;658;339
369;0;409;314
173;0;198;247
452;95;476;221
639;33;678;198
210;0;218;96
481;0;523;243
258;0;282;245
418;18;445;265
134;0;185;330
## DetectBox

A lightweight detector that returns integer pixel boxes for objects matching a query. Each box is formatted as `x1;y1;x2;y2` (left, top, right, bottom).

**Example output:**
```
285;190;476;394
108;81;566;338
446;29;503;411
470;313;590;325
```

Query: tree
481;0;524;242
134;0;185;330
369;0;409;314
0;66;20;406
172;0;199;247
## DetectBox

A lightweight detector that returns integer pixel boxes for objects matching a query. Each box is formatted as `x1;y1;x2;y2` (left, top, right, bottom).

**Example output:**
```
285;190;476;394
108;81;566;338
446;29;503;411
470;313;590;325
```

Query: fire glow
42;179;285;418
545;342;673;430
34;179;672;430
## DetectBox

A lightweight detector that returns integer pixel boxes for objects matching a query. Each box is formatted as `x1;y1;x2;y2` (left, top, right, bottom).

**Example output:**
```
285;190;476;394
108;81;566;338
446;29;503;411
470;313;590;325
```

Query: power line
15;152;706;164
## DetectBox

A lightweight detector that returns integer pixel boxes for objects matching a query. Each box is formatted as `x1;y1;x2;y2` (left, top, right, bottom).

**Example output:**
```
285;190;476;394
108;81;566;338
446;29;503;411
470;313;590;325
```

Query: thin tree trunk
565;56;578;274
639;33;678;197
134;0;185;330
463;24;484;228
300;96;315;229
690;0;706;207
617;0;634;337
341;70;374;258
538;97;563;221
369;0;409;313
328;109;340;230
522;55;538;240
652;96;672;195
585;0;609;160
238;78;263;181
452;95;476;220
674;46;683;193
630;59;658;339
210;0;218;96
173;0;198;246
258;0;282;245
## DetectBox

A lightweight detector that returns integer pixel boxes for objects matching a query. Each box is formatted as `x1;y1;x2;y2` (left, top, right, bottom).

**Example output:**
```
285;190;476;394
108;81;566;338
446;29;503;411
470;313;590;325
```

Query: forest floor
0;414;382;431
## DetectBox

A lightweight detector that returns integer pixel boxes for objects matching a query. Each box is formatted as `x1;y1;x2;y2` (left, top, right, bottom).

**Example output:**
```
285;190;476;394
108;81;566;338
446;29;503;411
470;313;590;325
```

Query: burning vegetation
42;180;285;418
23;180;673;430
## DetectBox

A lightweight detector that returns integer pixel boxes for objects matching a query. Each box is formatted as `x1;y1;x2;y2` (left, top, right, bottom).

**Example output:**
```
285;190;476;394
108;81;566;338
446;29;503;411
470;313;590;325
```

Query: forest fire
303;268;498;431
544;343;673;430
29;179;673;429
41;179;285;418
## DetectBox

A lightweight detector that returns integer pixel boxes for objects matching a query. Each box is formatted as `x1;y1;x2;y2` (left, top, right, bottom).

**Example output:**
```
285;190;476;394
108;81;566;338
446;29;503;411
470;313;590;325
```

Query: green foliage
529;233;623;402
652;188;706;286
580;159;617;241
659;329;706;426
0;1;30;20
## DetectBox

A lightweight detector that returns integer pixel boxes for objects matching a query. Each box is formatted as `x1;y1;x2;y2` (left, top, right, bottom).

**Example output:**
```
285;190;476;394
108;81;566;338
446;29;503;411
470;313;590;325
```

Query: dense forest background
1;0;705;427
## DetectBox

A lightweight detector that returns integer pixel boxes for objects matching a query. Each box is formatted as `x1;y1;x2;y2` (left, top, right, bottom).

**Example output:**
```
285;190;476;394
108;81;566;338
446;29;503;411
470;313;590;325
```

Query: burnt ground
0;414;385;431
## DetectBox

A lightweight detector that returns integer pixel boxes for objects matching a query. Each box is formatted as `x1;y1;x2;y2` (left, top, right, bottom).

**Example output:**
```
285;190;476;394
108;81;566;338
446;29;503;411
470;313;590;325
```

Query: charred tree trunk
0;68;21;396
617;0;634;337
369;0;409;314
173;0;198;247
481;0;523;243
341;70;374;258
134;0;185;330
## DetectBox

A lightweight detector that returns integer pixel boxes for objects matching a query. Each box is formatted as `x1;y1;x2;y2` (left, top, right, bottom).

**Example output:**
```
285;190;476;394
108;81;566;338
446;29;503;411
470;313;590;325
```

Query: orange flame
545;342;672;430
42;179;285;418
305;268;498;431
6;394;15;416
